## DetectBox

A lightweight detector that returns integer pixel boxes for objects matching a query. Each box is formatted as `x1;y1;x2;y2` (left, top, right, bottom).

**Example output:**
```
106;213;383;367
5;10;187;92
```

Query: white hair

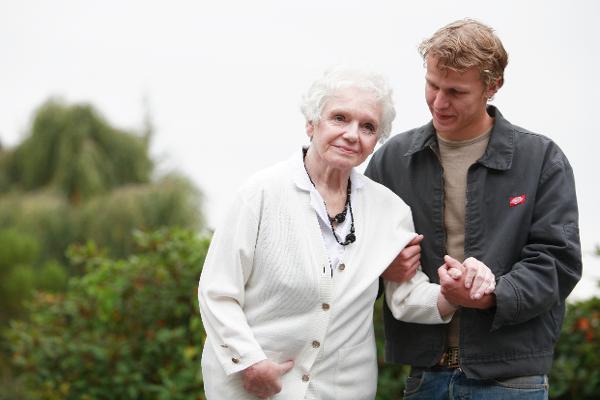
300;67;396;142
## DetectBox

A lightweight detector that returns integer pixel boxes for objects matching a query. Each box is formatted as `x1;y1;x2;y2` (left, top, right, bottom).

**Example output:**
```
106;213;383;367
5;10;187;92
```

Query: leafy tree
5;229;208;400
2;99;152;203
0;98;202;344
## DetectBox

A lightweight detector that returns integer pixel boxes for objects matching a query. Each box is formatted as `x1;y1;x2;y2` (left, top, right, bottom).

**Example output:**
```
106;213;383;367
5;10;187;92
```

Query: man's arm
491;156;582;330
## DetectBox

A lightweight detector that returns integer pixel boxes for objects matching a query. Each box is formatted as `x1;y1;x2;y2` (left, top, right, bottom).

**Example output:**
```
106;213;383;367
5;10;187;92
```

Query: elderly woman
198;68;494;400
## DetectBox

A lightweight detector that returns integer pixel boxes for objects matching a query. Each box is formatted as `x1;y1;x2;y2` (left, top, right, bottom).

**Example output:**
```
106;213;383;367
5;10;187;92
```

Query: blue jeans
404;368;548;400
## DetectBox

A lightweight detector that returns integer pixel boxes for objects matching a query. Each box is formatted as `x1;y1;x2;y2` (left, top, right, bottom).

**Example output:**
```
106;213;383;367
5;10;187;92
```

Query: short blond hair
419;19;508;89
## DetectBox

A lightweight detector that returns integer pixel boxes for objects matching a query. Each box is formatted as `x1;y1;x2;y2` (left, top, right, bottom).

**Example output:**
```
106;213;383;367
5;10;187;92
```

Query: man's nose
433;91;449;109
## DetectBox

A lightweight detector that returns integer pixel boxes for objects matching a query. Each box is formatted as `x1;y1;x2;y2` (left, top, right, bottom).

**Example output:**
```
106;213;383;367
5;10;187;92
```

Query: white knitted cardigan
198;151;447;400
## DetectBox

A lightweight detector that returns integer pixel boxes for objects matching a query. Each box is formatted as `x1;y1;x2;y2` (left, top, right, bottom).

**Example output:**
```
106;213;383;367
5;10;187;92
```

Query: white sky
1;0;599;296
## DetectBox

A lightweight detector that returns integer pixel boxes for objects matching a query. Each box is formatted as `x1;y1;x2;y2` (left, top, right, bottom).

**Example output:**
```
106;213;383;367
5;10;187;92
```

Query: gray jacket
365;106;582;379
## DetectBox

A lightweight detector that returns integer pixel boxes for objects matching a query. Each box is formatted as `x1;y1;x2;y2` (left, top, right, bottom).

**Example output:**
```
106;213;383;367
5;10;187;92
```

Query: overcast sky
1;0;599;297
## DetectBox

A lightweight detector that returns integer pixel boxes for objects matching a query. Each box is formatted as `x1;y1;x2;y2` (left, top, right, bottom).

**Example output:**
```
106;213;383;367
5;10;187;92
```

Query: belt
409;347;461;378
437;346;460;369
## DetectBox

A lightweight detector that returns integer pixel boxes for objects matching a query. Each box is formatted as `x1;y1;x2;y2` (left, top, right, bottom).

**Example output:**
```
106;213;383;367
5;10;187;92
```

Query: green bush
5;226;599;399
76;175;202;259
5;229;209;400
0;229;43;323
550;297;600;399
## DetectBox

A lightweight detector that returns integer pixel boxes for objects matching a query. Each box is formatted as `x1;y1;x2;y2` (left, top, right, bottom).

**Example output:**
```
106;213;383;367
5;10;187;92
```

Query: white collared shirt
296;161;365;278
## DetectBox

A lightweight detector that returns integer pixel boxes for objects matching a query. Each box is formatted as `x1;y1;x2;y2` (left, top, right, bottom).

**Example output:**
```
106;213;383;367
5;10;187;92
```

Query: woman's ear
306;121;315;139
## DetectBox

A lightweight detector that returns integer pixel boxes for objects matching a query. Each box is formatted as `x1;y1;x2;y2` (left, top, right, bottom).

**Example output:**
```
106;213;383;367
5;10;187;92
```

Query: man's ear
486;78;502;99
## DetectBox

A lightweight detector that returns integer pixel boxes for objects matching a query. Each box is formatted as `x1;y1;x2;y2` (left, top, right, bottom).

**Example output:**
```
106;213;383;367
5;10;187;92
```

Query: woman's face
306;87;381;171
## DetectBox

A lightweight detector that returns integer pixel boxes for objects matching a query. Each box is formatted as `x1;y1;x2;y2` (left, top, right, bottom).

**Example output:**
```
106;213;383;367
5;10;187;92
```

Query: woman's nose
343;122;359;141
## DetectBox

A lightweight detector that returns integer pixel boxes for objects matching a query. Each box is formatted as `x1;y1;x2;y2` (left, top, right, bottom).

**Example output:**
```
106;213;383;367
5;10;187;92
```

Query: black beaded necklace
303;150;356;246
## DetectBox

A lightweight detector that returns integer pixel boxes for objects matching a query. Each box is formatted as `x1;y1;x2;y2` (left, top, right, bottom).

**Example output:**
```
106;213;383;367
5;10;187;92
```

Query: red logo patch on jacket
509;194;526;207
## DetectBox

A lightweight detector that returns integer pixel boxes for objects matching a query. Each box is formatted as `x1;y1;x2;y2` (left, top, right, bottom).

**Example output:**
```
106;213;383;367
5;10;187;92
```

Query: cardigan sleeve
198;185;267;375
384;272;451;324
383;205;452;324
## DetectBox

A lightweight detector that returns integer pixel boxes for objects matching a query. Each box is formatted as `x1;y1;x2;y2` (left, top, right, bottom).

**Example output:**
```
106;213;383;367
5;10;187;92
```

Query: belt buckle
446;346;460;368
438;346;460;369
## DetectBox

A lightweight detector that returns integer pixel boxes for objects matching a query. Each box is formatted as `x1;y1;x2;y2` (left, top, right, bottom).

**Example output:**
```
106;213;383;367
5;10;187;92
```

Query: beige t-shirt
437;129;491;348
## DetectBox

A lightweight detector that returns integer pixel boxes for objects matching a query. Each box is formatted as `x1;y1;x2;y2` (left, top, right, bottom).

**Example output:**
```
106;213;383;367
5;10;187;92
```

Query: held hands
382;234;424;282
242;359;294;399
438;255;496;309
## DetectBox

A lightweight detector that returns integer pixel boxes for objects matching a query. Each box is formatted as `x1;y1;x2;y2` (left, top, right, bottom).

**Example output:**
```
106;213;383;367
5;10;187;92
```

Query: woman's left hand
242;359;294;399
382;234;424;282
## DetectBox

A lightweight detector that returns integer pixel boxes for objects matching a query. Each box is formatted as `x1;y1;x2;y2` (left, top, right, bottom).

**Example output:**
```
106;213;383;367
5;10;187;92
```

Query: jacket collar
404;105;514;171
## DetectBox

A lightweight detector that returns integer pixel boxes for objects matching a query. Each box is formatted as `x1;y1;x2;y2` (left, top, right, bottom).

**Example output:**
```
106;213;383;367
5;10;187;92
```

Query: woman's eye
334;115;345;122
363;123;376;134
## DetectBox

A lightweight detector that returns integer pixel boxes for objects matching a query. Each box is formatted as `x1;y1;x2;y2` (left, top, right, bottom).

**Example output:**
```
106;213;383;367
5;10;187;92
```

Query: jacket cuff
491;276;519;331
215;344;267;375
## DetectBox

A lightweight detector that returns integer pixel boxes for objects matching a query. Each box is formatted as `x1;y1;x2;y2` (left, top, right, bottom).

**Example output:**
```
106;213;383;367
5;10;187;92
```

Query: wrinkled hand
382;235;424;283
461;257;496;298
241;359;294;399
438;255;496;309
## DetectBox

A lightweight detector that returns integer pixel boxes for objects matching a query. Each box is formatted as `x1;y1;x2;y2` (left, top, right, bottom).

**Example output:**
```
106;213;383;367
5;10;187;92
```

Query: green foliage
373;296;409;399
5;229;209;400
550;297;600;399
76;175;202;259
0;229;42;323
0;192;75;263
0;97;203;351
0;229;40;270
3;99;152;202
0;176;202;270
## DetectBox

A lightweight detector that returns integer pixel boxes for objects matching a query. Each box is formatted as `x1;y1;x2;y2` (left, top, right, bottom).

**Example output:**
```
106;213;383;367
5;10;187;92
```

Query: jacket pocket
334;335;377;399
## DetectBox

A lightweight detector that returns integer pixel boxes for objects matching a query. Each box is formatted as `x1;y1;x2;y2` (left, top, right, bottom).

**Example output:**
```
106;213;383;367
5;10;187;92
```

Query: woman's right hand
242;359;295;399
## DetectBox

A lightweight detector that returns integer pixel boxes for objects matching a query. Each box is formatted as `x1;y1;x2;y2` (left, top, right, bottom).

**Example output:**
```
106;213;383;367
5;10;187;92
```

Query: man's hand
241;359;294;399
382;234;424;282
438;255;496;309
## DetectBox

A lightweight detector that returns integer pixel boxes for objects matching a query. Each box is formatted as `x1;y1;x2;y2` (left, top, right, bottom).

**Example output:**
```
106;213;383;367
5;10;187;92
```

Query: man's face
425;56;497;140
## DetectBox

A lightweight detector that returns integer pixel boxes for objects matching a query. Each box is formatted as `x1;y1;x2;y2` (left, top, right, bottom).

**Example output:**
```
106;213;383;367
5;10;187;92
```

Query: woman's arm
198;188;266;375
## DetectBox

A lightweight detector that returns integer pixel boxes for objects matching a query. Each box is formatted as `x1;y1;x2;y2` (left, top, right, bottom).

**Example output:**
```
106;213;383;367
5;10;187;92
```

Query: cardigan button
312;340;320;348
321;303;330;311
302;374;310;382
231;357;240;364
338;263;346;271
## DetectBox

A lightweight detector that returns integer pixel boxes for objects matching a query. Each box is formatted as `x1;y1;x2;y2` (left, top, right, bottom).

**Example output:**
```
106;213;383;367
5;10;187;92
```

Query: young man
367;19;582;399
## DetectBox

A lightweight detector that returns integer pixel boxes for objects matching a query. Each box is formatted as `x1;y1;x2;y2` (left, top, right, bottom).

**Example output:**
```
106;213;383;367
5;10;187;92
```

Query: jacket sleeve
198;186;267;375
492;154;582;330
